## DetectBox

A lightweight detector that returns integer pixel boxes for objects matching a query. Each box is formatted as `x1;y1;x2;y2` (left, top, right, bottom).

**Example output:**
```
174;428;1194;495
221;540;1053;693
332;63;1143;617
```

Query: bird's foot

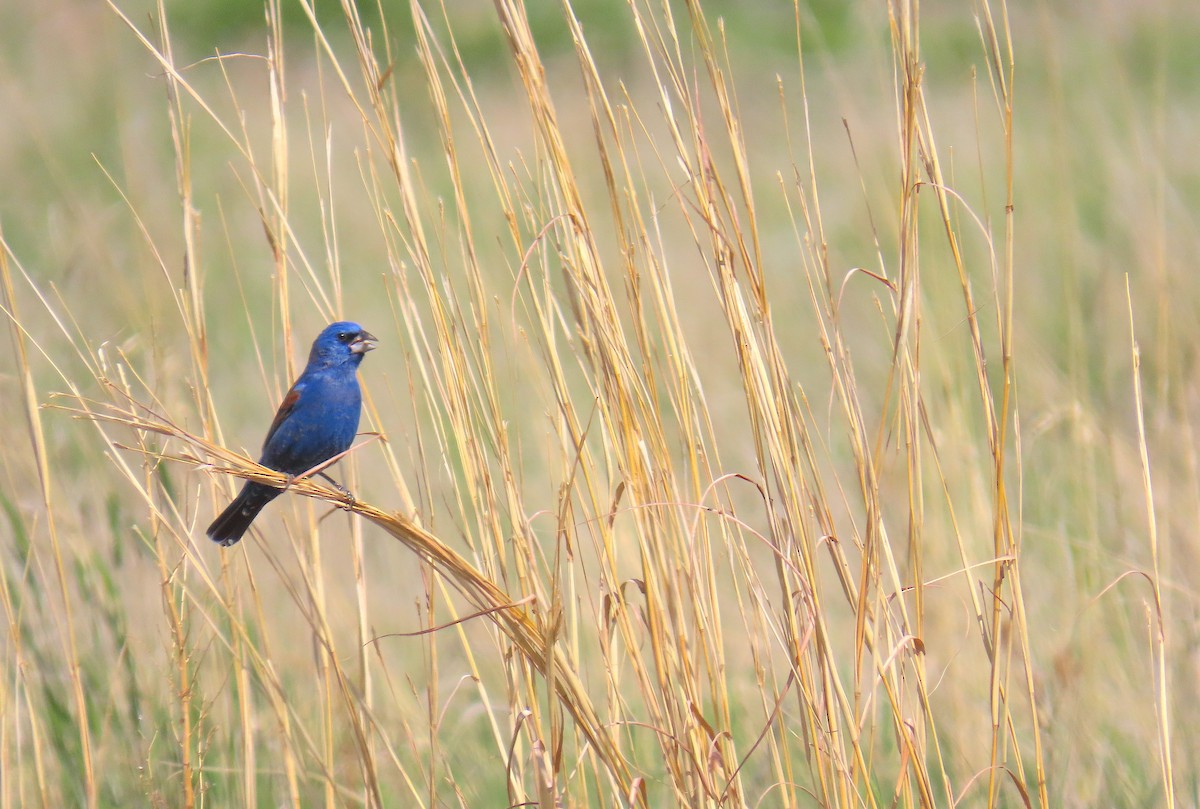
319;472;356;507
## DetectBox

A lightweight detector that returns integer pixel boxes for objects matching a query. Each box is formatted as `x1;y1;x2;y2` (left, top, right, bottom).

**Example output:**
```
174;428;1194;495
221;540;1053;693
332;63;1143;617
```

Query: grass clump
0;0;1191;807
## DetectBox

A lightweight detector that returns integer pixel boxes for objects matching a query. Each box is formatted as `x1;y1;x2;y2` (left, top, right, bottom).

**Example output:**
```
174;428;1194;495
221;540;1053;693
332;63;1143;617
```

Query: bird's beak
350;330;378;354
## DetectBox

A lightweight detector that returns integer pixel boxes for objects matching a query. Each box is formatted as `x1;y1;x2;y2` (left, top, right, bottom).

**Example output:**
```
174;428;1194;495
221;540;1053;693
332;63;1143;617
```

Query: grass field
1;0;1197;806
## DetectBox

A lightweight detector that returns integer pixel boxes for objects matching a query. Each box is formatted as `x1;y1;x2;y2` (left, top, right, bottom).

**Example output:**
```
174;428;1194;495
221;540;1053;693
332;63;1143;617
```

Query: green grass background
1;0;1198;806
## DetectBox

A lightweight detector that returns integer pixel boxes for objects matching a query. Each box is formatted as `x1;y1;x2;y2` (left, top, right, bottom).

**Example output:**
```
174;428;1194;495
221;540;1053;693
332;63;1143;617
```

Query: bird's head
309;321;378;367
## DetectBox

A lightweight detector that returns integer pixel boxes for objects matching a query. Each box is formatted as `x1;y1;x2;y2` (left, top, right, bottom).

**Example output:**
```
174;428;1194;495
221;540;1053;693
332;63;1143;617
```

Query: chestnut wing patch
262;384;303;450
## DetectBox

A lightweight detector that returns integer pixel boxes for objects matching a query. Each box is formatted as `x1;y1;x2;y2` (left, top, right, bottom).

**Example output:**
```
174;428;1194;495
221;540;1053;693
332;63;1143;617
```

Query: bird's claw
331;488;357;511
318;472;355;507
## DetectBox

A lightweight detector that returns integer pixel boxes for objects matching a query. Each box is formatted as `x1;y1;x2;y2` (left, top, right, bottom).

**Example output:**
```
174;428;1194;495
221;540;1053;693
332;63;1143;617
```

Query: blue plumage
207;321;378;546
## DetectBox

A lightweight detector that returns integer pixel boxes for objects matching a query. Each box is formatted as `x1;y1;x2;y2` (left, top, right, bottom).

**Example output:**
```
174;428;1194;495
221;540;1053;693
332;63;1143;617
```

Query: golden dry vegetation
1;0;1197;806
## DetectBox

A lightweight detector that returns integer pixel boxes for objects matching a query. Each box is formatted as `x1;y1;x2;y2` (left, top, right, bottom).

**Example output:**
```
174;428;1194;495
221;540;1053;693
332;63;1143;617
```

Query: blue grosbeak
207;321;378;546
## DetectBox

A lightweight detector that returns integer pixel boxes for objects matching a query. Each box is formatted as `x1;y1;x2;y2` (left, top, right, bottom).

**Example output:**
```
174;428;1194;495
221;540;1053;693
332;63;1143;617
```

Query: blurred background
1;0;1199;806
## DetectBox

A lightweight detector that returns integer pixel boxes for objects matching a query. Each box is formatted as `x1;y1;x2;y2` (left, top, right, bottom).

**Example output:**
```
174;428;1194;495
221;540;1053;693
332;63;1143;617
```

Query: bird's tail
207;483;280;546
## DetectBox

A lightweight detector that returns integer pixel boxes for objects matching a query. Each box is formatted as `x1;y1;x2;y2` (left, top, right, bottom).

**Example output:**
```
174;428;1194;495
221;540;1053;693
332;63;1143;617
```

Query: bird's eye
337;332;350;342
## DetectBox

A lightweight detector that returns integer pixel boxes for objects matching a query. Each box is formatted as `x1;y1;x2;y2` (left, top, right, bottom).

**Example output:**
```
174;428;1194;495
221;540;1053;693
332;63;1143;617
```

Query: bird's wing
262;381;304;450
